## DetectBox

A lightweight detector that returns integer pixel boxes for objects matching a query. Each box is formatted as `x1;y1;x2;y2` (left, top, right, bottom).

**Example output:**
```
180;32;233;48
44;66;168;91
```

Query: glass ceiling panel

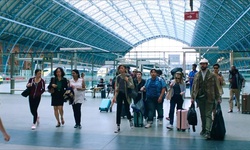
64;0;201;45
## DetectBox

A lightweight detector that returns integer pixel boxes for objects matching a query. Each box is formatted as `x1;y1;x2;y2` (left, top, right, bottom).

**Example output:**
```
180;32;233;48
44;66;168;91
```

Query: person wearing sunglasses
166;71;186;130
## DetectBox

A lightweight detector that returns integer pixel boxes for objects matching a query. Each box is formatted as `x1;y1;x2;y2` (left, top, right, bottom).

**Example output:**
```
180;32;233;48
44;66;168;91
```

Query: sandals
56;123;61;127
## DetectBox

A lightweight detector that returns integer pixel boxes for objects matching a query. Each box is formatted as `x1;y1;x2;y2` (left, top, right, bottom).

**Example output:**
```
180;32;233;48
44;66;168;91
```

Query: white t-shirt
70;78;84;104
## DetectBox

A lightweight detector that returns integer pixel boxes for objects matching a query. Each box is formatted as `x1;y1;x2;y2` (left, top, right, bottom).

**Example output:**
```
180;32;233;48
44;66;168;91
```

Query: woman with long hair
70;69;86;129
48;67;68;127
26;69;45;130
166;72;186;130
113;65;135;133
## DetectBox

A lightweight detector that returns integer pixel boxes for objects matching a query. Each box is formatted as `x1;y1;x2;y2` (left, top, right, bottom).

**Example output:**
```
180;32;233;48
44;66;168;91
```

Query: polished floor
0;86;250;150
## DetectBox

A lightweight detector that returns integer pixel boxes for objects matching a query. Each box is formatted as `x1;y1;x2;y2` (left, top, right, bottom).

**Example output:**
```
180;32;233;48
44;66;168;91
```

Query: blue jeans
169;94;183;125
146;96;164;122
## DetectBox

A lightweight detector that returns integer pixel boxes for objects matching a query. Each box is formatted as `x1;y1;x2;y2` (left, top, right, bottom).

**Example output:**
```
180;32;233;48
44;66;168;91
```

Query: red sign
184;11;199;20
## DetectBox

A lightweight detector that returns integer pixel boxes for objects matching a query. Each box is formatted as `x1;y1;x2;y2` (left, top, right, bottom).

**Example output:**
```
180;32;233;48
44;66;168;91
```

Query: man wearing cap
188;64;198;94
191;58;220;139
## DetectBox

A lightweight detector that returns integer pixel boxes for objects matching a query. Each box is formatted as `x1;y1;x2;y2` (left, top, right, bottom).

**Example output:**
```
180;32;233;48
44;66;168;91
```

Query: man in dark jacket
191;58;220;139
228;65;245;113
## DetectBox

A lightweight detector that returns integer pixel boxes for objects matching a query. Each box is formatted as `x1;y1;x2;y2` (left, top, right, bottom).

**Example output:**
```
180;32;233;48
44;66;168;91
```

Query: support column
74;50;77;69
230;51;234;67
183;52;186;76
10;53;15;94
91;53;94;88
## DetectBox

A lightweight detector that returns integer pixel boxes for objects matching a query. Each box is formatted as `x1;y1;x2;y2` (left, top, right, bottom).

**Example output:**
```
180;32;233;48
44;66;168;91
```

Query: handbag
48;78;55;94
131;92;145;115
21;88;31;97
210;102;226;140
21;78;33;97
166;88;173;100
127;88;138;100
187;103;198;132
48;88;55;94
63;87;74;104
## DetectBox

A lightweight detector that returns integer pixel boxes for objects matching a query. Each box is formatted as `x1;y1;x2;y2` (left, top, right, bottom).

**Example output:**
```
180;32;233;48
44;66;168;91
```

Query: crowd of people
0;58;246;142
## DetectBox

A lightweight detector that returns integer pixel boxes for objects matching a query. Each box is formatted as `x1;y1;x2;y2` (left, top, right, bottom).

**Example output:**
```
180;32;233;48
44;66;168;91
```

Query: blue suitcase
99;99;111;112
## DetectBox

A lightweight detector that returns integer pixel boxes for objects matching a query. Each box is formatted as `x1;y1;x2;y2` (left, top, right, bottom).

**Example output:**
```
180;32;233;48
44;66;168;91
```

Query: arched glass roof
64;0;200;46
0;0;249;69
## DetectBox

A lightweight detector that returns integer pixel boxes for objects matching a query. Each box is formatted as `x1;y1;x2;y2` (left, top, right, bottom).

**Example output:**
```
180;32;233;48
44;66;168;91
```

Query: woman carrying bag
26;69;45;130
48;67;68;127
166;71;186;130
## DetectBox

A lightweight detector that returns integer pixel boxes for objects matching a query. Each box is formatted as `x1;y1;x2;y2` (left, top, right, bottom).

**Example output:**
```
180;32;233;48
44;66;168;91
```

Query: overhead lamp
60;47;92;51
182;46;219;50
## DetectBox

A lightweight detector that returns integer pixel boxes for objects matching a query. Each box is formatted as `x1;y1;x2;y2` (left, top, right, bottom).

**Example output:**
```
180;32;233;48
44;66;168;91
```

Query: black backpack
111;76;116;90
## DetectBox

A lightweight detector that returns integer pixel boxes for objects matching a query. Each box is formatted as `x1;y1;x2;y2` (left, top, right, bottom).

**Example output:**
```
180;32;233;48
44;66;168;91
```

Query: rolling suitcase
133;112;143;127
242;94;250;114
101;89;106;98
177;109;189;131
99;99;111;112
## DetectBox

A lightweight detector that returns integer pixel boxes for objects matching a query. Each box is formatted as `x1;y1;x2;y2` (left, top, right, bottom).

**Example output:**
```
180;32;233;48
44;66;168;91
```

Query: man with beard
228;65;245;113
191;58;220;139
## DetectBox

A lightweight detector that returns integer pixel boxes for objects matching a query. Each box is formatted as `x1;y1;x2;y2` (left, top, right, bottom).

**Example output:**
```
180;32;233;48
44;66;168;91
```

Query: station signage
184;11;199;20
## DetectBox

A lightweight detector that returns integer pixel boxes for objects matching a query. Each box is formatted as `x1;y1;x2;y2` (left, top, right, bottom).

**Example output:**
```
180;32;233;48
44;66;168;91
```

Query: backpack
111;76;116;90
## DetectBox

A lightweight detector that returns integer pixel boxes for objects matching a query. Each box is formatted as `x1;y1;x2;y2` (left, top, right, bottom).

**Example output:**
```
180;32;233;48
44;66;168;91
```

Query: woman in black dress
48;67;68;127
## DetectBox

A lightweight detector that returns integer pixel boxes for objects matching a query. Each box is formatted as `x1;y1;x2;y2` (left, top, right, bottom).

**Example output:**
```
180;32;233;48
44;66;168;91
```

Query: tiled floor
0;85;250;150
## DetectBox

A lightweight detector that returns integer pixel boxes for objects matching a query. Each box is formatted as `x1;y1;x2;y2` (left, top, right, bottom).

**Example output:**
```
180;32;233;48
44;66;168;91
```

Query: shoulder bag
48;78;55;93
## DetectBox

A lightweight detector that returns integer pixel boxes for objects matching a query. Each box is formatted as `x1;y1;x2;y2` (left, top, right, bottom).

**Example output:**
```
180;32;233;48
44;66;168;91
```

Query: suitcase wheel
182;129;186;132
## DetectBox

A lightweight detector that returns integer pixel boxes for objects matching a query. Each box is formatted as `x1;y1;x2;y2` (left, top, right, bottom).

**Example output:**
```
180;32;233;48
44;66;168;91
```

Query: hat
199;58;209;64
133;69;138;72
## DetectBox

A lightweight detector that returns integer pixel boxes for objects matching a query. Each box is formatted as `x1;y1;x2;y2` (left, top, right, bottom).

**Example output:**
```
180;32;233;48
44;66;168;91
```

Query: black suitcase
242;94;250;114
101;89;106;98
134;112;143;127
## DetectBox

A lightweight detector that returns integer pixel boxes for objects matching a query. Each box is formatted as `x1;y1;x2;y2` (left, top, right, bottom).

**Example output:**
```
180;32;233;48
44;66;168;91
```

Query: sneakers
200;130;206;136
166;124;173;130
228;110;233;113
129;120;134;128
158;120;163;125
114;125;120;133
145;123;152;128
205;133;211;140
31;124;36;130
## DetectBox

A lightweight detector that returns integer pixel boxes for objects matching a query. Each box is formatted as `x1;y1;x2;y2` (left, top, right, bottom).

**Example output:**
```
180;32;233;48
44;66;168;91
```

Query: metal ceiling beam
53;0;133;47
205;5;250;55
0;15;110;52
